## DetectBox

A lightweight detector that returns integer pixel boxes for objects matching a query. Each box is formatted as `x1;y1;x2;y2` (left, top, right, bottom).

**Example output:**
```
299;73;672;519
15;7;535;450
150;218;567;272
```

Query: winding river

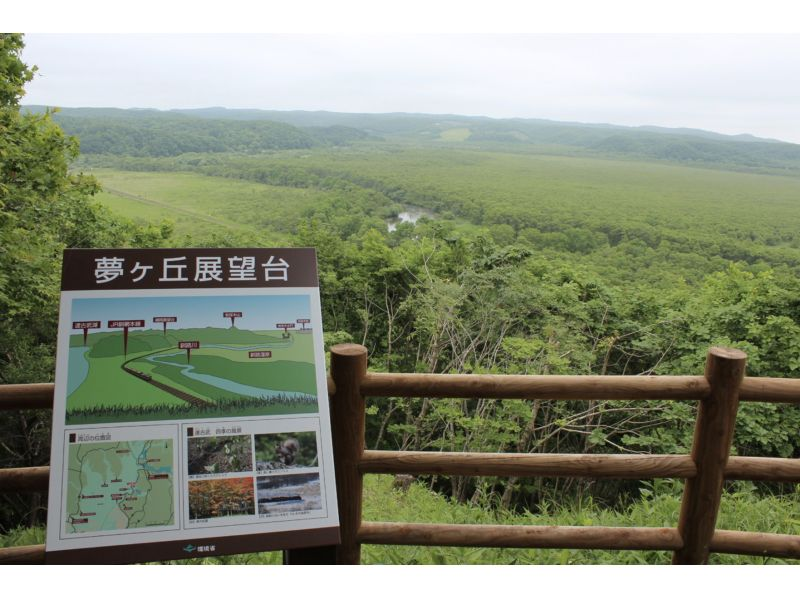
143;346;308;400
387;206;436;232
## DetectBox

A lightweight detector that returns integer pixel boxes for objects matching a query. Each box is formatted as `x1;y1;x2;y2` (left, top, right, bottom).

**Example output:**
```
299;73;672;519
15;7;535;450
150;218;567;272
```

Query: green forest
2;34;800;563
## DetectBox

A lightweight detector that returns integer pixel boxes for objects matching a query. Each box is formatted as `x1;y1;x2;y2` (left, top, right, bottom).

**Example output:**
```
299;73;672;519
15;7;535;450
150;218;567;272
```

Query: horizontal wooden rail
362;373;800;403
361;451;800;483
739;377;800;404
709;530;800;559
0;384;54;410
724;456;800;482
2;455;797;498
1;376;797;411
358;522;683;551
360;451;698;479
358;523;800;560
0;544;45;565
0;466;49;493
4;527;797;564
360;373;710;400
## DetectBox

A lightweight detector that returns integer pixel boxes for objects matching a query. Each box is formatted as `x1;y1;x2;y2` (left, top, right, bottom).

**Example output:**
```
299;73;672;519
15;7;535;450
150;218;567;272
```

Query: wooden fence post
329;343;368;564
283;343;367;565
672;347;746;564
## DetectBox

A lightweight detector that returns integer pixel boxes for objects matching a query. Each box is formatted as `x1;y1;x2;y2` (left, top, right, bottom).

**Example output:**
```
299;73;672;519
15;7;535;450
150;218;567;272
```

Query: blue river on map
67;346;91;396
143;463;173;474
144;347;307;399
198;343;292;351
138;444;173;474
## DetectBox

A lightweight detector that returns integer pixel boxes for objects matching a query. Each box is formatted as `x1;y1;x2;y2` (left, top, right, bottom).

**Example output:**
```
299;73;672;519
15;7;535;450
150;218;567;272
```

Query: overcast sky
19;33;800;143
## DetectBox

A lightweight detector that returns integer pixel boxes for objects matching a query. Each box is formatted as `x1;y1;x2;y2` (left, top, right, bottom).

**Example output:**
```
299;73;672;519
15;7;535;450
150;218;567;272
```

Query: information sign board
153;316;178;335
45;248;339;563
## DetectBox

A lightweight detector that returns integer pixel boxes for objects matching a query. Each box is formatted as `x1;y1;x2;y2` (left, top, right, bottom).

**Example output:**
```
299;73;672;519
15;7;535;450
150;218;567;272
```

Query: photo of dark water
256;473;322;515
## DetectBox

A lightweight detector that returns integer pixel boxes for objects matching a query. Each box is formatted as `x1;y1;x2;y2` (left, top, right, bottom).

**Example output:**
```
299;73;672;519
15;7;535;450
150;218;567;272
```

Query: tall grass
4;476;797;564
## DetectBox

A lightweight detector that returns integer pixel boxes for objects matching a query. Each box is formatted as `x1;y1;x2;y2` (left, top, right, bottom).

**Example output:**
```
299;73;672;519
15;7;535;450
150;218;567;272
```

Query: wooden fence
2;344;800;564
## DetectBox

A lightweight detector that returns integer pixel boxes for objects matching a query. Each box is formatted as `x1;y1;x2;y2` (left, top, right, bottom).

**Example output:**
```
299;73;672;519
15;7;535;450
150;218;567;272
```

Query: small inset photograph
187;434;253;476
254;432;318;472
188;477;255;520
257;473;322;516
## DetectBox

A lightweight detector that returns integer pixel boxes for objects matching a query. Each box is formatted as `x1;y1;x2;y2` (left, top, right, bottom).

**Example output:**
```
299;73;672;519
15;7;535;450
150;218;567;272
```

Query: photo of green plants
187;435;253;476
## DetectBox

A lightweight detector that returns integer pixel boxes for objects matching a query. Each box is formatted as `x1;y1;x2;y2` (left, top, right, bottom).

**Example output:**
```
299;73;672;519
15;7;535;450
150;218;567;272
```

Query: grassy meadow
90;168;339;240
5;476;799;564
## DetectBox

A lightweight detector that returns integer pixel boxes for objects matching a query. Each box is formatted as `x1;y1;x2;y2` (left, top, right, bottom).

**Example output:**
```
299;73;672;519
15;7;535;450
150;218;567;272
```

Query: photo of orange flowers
188;477;254;520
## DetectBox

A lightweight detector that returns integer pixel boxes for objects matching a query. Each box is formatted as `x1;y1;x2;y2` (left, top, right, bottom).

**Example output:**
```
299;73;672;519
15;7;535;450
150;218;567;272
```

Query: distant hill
164;107;789;144
22;105;800;173
636;125;782;144
23;106;370;156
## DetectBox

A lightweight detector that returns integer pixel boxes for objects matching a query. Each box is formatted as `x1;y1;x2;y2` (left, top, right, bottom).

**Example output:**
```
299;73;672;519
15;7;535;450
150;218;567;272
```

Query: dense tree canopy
0;34;170;529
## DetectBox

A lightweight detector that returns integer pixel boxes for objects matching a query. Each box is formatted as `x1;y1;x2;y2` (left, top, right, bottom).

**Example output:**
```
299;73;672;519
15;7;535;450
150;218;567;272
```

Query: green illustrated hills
67;328;317;425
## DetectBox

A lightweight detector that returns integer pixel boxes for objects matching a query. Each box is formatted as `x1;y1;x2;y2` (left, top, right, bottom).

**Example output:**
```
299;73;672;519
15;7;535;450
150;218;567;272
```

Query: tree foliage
23;108;371;157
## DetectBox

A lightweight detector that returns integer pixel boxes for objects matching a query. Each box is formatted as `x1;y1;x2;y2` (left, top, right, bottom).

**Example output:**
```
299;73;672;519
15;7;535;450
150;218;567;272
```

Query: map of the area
65;440;174;534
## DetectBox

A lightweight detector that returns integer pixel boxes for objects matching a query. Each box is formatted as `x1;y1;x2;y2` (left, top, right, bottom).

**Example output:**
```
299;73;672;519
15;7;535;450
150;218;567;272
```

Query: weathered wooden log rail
1;344;799;565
